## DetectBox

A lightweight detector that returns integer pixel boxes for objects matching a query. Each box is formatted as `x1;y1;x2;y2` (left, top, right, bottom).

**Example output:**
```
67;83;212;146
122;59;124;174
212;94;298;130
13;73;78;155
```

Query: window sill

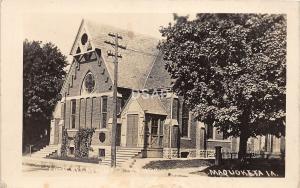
181;137;191;140
207;139;231;143
95;128;109;132
67;129;78;132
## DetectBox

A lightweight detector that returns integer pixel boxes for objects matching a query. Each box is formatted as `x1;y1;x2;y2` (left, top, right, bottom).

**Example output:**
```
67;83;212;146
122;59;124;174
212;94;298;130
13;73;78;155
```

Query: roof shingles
85;19;161;89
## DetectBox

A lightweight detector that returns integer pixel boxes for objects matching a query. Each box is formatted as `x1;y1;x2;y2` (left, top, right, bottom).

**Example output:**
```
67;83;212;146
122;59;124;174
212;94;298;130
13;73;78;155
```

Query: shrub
61;127;69;157
74;128;95;158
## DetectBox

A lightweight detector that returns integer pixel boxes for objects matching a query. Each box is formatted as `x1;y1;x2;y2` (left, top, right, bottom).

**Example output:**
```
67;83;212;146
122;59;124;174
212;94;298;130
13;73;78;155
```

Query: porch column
142;111;148;158
143;111;148;149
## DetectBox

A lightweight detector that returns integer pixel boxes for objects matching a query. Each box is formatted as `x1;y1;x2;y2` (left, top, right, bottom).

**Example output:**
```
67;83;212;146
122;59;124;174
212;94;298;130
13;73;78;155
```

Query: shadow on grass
47;156;101;164
192;158;285;177
143;159;214;170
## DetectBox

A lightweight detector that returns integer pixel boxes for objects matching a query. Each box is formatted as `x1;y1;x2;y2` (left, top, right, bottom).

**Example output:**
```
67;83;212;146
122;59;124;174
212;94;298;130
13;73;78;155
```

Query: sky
23;13;178;64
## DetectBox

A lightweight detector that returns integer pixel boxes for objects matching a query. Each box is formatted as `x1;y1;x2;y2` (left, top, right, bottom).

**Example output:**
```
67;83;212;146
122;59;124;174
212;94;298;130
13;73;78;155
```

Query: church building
47;19;284;165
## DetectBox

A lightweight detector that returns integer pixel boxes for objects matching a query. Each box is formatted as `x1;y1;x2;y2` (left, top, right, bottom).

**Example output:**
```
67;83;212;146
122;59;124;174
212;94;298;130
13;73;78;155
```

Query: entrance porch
120;95;171;158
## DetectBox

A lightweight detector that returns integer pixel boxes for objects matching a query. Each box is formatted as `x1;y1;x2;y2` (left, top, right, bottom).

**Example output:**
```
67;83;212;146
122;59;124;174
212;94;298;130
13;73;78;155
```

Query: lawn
143;159;214;170
47;155;101;164
193;158;285;177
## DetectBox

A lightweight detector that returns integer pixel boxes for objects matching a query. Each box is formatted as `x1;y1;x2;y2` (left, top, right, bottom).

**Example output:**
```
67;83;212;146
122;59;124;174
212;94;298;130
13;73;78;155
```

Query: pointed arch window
181;100;190;138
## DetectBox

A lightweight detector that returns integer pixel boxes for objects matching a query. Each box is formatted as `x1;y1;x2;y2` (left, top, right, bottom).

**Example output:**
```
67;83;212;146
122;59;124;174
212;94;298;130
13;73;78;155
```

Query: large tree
23;40;67;149
158;14;286;158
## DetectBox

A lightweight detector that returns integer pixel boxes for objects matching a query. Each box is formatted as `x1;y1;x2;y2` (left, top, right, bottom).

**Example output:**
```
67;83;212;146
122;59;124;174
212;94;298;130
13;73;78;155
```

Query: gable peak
70;19;94;56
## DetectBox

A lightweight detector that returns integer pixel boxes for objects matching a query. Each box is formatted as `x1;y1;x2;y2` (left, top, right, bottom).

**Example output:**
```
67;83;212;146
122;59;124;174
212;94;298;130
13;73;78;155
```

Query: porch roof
136;97;168;116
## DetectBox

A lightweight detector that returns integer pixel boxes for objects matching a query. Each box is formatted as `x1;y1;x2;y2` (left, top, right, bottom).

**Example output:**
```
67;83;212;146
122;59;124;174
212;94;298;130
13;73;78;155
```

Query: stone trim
163;148;178;158
180;137;192;141
61;91;122;101
207;139;231;143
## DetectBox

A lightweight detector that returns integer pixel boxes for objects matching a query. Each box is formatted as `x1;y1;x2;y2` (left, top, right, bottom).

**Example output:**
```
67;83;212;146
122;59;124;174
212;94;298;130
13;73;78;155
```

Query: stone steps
31;145;58;158
100;147;142;167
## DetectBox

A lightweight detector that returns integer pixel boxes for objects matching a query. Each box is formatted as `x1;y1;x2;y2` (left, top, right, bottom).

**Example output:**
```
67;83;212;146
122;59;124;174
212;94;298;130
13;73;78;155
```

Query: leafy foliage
23;40;67;147
158;14;286;156
74;128;95;158
61;127;69;157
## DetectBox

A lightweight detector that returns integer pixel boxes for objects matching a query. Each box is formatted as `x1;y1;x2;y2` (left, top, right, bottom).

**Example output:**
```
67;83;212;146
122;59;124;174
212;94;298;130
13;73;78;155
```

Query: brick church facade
49;19;285;161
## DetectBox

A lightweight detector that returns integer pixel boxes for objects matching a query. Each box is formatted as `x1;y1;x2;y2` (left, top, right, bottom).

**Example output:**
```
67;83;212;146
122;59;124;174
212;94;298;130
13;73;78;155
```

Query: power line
104;32;126;168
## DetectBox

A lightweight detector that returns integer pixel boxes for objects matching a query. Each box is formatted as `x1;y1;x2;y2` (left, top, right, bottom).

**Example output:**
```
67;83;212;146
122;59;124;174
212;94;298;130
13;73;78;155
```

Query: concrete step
32;151;56;155
117;152;139;156
116;150;140;153
115;156;137;159
34;150;56;154
99;148;142;167
39;146;57;150
117;148;141;152
31;145;58;158
35;146;58;150
102;155;137;160
116;151;140;155
101;159;130;163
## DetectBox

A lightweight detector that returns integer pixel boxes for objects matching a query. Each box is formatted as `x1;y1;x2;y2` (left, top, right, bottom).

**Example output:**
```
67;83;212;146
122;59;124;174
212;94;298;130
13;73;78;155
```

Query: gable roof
60;59;76;95
143;52;173;89
85;19;164;90
136;95;168;116
65;19;173;92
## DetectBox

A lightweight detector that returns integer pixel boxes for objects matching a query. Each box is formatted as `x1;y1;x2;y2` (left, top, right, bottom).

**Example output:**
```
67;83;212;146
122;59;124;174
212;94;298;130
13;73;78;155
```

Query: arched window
181;100;190;137
81;72;95;95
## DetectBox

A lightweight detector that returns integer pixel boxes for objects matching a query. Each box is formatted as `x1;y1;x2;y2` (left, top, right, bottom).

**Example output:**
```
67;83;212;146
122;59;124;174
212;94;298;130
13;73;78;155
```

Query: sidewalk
22;156;209;177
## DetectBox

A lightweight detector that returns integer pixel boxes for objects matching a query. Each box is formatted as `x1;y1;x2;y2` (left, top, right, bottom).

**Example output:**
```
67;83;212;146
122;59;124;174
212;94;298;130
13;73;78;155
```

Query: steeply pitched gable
83;19;164;89
63;19;173;94
70;20;95;56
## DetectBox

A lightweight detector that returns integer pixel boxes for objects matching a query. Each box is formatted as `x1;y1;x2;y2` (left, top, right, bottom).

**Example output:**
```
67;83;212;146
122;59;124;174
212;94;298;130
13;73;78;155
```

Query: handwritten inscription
209;169;279;177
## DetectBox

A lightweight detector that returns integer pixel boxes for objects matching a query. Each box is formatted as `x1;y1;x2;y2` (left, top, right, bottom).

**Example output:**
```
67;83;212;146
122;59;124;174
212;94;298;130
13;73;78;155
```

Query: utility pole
105;33;126;168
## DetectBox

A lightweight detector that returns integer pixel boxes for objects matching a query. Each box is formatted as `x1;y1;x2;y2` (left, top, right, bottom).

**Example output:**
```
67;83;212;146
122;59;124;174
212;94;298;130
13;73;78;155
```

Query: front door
126;114;138;147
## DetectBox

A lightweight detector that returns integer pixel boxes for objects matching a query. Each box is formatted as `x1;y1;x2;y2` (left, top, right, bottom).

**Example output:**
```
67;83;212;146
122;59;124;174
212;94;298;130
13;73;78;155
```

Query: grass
193;158;285;177
48;155;101;164
143;159;214;170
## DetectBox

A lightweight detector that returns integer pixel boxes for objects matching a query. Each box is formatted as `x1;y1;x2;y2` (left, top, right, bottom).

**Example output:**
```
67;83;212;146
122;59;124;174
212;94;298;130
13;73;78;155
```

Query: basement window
98;149;105;158
181;152;189;158
69;147;75;155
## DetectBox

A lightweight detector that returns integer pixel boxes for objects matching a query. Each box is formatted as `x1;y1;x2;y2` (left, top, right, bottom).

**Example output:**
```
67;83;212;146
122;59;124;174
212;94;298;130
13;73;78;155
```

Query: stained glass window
84;73;95;93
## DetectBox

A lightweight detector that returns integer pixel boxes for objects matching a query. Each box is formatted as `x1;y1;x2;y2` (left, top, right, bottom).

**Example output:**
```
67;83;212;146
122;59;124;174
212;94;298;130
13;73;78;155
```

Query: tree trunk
238;130;249;160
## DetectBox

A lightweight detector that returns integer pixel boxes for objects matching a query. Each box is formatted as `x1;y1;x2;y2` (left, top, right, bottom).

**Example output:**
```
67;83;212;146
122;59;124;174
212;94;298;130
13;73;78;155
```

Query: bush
60;127;69;157
74;128;95;158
